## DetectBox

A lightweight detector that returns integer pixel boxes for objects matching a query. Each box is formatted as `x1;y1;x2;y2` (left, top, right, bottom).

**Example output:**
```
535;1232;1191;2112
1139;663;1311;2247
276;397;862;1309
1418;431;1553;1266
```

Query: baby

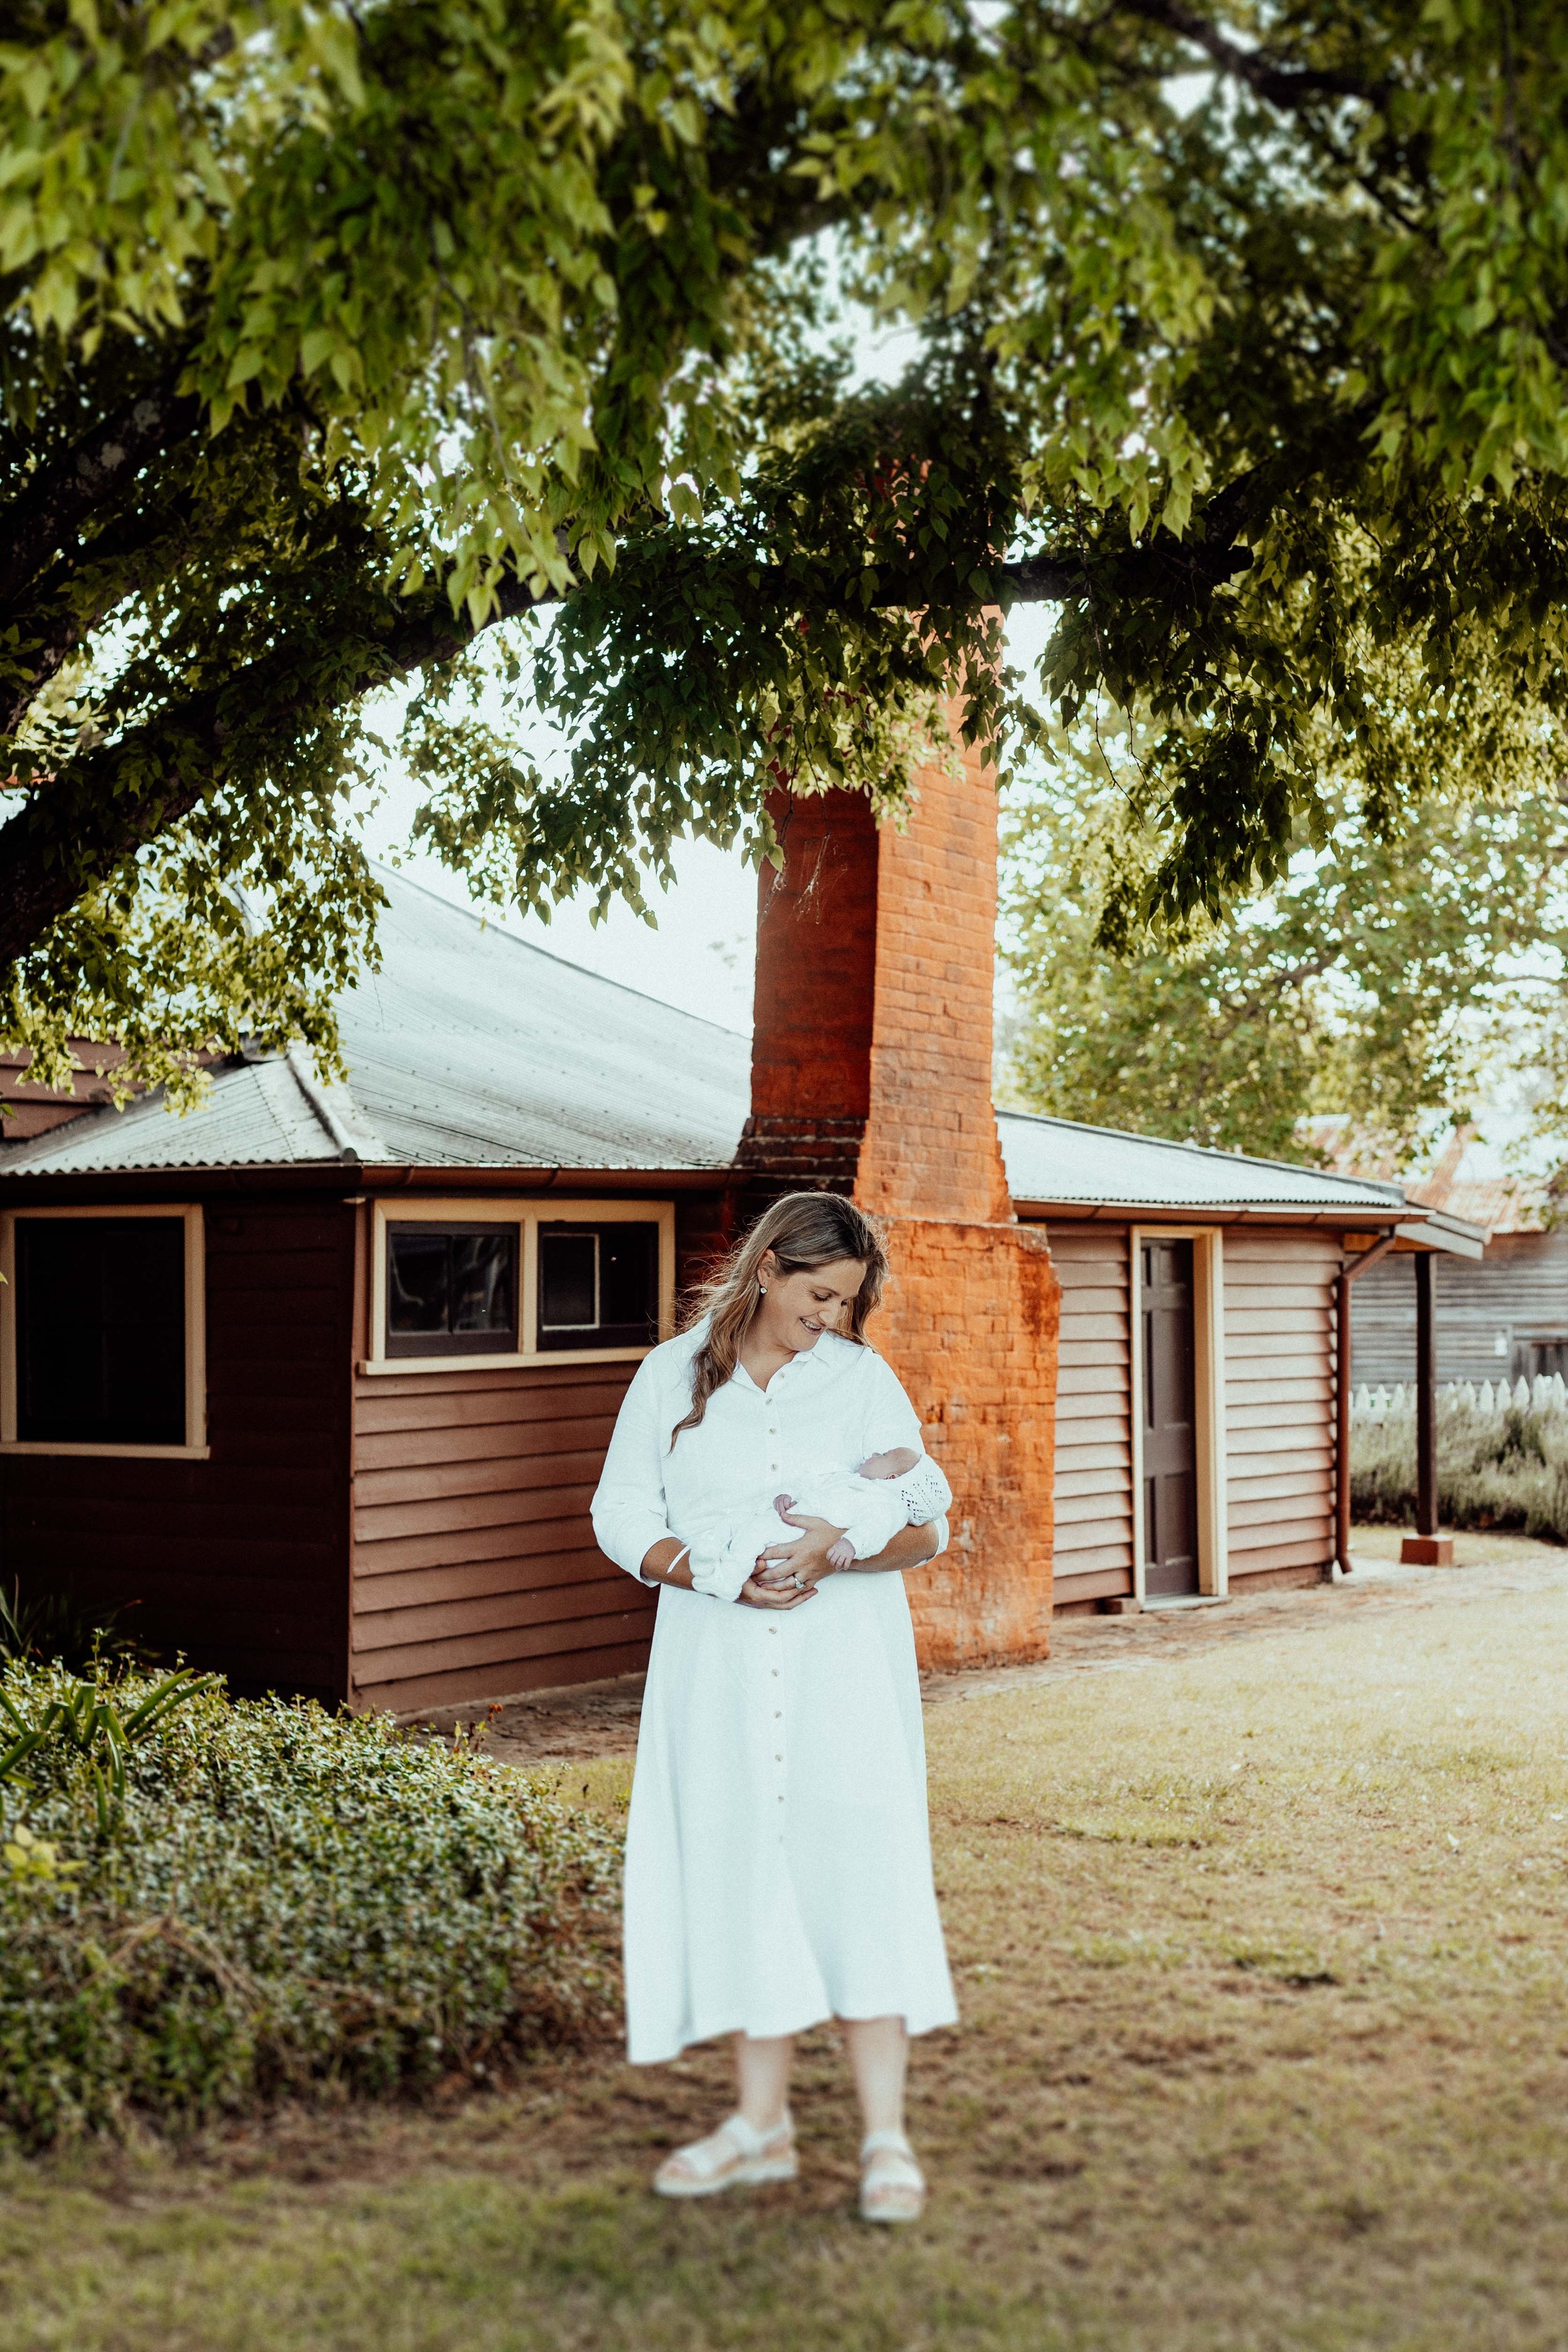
685;1446;952;1602
770;1446;921;1573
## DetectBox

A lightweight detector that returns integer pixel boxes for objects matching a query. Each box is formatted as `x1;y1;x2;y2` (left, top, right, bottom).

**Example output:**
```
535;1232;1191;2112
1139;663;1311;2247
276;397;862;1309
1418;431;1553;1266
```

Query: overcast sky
361;603;1055;1037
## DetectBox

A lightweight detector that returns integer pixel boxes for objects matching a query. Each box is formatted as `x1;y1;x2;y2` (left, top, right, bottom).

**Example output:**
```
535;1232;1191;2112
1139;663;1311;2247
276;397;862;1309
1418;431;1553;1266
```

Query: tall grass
1352;1392;1568;1540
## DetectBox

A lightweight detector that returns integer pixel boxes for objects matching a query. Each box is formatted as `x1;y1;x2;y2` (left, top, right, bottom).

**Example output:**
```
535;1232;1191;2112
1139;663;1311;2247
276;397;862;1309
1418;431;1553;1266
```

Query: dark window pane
386;1224;518;1357
601;1224;659;1336
538;1222;658;1350
539;1232;596;1330
16;1216;186;1445
387;1230;450;1334
452;1232;514;1332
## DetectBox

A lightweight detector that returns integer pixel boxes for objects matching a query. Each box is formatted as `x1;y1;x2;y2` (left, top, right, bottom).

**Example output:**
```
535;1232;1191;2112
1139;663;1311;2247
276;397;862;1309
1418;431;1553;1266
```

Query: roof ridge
993;1104;1409;1201
283;1045;389;1163
368;859;751;1043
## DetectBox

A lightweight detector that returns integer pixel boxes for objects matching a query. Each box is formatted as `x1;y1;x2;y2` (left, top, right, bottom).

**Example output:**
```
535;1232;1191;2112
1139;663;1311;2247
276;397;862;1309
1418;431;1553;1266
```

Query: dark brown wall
0;1187;356;1700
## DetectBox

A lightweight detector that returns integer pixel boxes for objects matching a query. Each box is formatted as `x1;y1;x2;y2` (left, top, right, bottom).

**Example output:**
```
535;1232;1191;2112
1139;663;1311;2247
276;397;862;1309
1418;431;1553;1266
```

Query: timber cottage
0;746;1477;1707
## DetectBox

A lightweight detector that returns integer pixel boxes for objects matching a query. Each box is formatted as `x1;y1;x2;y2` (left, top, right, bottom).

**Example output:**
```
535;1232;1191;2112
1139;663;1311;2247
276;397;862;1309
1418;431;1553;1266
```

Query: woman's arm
591;1357;684;1585
636;1535;696;1591
854;1518;943;1574
755;1510;940;1590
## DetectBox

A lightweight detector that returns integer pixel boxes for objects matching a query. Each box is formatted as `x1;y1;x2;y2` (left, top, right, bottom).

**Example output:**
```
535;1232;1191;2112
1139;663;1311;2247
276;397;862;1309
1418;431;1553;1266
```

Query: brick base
1399;1534;1454;1567
868;1217;1059;1669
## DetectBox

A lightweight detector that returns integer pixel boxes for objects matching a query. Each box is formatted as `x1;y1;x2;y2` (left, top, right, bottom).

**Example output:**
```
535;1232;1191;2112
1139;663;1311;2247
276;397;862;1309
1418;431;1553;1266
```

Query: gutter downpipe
1336;1233;1399;1575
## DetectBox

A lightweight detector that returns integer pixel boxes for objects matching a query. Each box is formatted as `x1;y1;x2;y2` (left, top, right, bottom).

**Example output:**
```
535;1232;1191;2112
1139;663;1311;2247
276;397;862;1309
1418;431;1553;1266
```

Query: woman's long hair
672;1193;889;1443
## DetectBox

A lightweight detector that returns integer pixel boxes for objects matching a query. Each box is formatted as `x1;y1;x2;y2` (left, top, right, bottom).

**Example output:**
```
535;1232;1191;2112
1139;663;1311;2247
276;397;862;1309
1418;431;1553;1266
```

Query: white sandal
653;2111;798;2198
859;2128;925;2224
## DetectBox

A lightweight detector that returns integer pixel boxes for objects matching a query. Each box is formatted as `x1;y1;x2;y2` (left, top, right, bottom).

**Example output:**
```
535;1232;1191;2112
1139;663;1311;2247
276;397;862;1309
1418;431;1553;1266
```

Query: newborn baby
685;1446;951;1602
770;1446;921;1572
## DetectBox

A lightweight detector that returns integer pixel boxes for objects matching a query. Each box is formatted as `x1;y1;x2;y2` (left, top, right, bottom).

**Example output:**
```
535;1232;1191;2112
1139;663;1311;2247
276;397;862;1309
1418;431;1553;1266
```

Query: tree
4;1;1568;1090
999;674;1568;1158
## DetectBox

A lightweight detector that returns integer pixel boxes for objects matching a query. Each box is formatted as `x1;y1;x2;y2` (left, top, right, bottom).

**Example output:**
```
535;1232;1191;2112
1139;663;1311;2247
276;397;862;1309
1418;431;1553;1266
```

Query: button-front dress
592;1323;960;2063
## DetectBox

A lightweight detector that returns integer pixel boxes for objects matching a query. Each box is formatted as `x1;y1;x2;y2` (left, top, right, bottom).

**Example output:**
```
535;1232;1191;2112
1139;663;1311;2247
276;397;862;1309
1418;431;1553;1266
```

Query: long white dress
591;1323;960;2064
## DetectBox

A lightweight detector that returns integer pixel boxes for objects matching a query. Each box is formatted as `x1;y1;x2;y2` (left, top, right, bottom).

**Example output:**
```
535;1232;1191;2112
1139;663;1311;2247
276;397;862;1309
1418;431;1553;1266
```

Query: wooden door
1142;1239;1199;1597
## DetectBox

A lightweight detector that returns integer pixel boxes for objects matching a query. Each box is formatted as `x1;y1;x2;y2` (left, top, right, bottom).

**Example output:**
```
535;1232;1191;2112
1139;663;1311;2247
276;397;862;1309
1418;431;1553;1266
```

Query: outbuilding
0;750;1474;1705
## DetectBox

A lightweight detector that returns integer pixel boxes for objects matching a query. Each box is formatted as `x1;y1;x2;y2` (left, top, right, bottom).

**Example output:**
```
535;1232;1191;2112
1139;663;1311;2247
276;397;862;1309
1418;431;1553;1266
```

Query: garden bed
1;1663;619;2148
1352;1386;1568;1542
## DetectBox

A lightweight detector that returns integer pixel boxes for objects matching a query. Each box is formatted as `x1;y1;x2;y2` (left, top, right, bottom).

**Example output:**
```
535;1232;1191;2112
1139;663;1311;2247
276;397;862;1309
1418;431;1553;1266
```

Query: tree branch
1115;0;1379;108
0;581;508;970
0;471;1268;971
0;377;201;622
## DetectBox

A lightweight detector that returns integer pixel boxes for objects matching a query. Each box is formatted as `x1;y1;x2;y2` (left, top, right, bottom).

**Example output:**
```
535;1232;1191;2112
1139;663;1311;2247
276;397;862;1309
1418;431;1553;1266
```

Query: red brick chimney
739;734;1060;1666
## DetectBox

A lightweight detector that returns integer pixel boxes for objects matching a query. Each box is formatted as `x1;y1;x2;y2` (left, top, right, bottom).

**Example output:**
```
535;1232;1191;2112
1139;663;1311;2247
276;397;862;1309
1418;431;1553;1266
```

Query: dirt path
435;1527;1568;1764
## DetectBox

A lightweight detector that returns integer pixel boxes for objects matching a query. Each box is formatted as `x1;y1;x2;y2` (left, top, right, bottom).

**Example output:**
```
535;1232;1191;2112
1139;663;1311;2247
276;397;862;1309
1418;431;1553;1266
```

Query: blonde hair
672;1193;889;1443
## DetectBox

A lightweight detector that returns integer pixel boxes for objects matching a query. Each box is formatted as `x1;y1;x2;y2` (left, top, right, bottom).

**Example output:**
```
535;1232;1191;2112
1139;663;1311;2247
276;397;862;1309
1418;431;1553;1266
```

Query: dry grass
4;1555;1568;2351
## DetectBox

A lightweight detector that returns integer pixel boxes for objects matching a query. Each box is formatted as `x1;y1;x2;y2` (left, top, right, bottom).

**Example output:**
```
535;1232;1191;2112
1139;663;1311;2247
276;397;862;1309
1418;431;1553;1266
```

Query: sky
358;603;1056;1041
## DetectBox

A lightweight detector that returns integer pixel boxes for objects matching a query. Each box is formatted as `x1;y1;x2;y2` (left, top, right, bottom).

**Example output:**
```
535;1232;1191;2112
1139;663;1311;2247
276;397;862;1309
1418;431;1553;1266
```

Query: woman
591;1192;958;2225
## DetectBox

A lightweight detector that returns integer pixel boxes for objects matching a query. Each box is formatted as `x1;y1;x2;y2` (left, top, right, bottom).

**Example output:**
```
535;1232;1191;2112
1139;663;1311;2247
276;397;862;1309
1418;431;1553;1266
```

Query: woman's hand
752;1511;847;1594
736;1568;816;1609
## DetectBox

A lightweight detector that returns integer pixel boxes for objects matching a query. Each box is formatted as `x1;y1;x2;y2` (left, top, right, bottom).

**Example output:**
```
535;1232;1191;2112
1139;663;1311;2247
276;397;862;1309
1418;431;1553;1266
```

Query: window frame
383;1218;524;1360
363;1196;675;1376
0;1203;209;1459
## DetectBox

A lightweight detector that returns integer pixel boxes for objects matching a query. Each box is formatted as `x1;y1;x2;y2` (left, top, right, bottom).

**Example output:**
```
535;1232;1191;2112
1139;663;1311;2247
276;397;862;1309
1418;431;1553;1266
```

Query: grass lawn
5;1556;1568;2351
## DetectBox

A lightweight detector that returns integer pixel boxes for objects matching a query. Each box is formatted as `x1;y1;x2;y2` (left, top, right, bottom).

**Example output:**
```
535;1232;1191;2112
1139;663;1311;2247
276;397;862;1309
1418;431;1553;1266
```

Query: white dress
591;1323;960;2064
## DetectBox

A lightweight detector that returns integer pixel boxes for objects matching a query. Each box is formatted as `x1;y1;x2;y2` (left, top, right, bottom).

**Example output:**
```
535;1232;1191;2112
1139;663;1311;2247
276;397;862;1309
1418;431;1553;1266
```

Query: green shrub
1352;1398;1568;1542
0;1662;620;2148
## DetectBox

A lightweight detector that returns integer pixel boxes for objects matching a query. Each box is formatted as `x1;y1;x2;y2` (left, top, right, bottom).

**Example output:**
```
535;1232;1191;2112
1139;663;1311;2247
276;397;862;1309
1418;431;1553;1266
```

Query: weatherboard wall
1349;1231;1568;1385
347;1359;654;1714
347;1200;664;1714
1041;1217;1340;1607
1221;1227;1339;1588
1043;1222;1137;1610
0;1186;355;1700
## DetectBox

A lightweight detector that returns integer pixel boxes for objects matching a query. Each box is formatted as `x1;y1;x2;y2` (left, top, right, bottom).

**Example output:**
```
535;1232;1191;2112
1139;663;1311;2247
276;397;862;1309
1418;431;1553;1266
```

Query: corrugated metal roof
0;869;752;1178
0;869;1421;1219
996;1108;1409;1212
0;1051;363;1175
336;875;750;1169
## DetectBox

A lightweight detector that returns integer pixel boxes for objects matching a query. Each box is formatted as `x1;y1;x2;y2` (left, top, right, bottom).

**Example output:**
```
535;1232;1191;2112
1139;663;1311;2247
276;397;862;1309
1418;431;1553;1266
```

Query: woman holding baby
591;1192;958;2225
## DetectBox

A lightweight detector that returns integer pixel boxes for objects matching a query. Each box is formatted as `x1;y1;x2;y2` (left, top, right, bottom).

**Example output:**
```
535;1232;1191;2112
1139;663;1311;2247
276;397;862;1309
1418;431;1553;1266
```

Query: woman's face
757;1254;867;1353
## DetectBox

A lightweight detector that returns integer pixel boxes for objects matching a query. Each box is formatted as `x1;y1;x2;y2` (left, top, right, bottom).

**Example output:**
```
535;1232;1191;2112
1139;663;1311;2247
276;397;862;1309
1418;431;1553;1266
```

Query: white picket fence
1351;1374;1568;1423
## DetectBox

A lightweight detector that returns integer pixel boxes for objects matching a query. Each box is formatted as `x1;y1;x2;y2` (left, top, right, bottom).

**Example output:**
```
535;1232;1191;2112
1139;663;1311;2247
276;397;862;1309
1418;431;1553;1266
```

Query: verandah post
1415;1252;1438;1539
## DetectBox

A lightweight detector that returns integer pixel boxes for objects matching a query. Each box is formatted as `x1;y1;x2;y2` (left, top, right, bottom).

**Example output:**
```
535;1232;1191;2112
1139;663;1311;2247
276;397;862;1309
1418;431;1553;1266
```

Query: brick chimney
739;733;1060;1666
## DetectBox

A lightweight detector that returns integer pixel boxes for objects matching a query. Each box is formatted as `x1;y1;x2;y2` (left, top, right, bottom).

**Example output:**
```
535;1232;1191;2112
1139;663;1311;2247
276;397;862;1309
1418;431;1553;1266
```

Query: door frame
1130;1226;1229;1601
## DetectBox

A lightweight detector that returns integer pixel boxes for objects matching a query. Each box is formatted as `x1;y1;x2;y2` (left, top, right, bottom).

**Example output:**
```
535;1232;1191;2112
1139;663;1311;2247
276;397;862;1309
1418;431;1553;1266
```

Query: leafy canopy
1000;667;1568;1161
3;0;1568;1089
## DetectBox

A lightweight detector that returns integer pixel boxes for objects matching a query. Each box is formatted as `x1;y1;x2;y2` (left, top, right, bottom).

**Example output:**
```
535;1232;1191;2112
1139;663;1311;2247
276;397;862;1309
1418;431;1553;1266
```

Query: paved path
440;1530;1568;1764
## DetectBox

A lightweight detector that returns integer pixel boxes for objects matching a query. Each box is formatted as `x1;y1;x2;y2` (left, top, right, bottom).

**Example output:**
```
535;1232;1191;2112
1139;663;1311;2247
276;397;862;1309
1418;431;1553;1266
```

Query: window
364;1197;674;1373
385;1222;519;1357
0;1205;207;1456
538;1221;659;1351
